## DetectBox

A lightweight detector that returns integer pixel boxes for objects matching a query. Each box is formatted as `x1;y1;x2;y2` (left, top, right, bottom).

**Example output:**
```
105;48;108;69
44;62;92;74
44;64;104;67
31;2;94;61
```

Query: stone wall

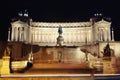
31;46;96;64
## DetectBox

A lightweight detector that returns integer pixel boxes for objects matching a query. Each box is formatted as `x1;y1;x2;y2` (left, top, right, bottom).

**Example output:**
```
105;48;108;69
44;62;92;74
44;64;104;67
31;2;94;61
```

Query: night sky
0;0;120;41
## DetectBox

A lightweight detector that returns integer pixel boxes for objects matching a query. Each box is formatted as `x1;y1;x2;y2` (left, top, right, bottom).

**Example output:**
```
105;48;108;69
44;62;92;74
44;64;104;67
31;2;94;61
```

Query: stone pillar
38;30;40;42
75;30;77;43
36;30;38;42
92;25;96;43
14;27;18;41
17;27;19;41
41;31;43;43
11;27;15;41
30;28;33;44
37;30;39;42
53;32;55;43
17;27;20;41
19;27;21;41
26;27;29;43
7;28;10;41
89;29;92;43
69;30;72;43
100;30;103;41
46;32;48;43
79;31;82;43
23;27;27;42
51;31;54;43
81;31;84;42
40;31;42;43
87;30;91;43
103;29;106;41
43;30;45;43
106;27;109;41
84;30;87;44
68;31;71;43
34;30;36;42
33;30;35;43
108;28;111;41
21;27;24;42
98;30;101;41
111;28;114;41
28;27;31;43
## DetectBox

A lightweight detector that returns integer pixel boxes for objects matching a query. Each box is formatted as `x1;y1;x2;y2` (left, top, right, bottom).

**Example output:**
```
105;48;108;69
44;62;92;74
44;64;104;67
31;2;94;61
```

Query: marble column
24;27;28;42
14;27;16;41
106;28;108;41
11;27;14;41
87;30;90;42
99;30;102;41
21;28;24;42
77;30;80;43
69;31;72;43
111;28;114;41
34;30;37;42
41;30;43;43
44;32;46;43
106;28;109;41
40;31;43;43
31;29;33;44
36;31;38;42
38;31;40;42
81;31;84;42
108;27;111;41
19;27;21;41
15;27;18;41
33;30;35;43
17;27;19;41
52;31;56;43
7;28;10;41
46;32;48;43
26;27;29;42
68;32;70;43
79;31;82;43
98;29;100;41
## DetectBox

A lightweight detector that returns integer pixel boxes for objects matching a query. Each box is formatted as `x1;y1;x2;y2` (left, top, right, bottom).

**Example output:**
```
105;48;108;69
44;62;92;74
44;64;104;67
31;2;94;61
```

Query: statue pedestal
103;57;116;74
1;56;10;75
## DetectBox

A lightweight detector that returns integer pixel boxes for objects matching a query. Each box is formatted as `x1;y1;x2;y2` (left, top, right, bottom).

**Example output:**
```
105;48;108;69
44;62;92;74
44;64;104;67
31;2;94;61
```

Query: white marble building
8;14;113;46
7;12;120;65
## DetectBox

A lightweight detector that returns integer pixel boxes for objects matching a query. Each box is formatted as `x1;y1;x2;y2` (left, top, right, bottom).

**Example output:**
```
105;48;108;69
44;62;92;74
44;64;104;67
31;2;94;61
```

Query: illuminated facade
5;12;120;75
8;15;113;46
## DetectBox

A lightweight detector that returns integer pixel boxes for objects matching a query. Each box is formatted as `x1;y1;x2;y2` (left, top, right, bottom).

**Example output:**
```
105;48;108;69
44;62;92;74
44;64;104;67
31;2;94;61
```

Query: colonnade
8;26;113;45
28;27;93;44
8;20;114;46
8;26;94;44
95;27;111;42
10;27;29;42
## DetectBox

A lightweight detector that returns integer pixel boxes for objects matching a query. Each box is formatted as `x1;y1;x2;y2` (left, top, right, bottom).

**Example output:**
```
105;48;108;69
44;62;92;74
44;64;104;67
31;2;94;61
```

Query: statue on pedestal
3;46;11;56
56;25;64;46
103;43;111;57
102;43;114;60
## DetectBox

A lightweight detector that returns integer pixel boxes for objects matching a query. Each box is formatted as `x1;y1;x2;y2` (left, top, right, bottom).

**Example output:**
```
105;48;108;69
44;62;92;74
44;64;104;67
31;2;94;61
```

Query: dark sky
0;0;120;41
